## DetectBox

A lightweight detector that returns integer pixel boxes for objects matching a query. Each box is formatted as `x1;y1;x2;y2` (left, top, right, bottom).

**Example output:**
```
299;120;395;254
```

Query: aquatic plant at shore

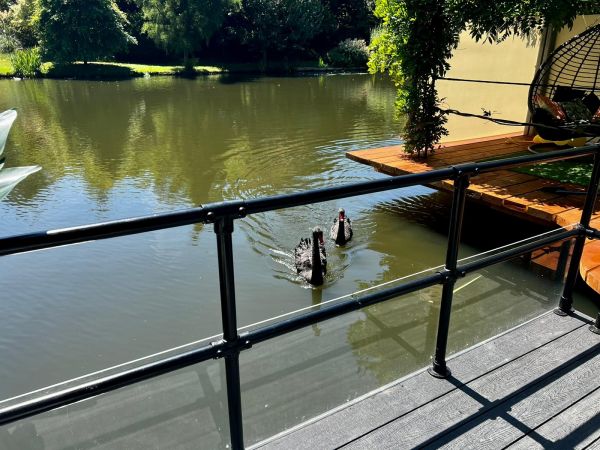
10;46;41;77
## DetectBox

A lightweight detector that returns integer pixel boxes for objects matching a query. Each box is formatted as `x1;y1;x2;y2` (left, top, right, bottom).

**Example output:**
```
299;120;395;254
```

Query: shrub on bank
327;39;369;68
45;62;135;80
10;47;41;77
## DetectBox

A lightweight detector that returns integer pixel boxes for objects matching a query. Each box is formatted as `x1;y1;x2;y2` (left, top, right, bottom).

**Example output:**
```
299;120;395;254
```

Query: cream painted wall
438;31;540;142
555;15;600;47
437;15;600;142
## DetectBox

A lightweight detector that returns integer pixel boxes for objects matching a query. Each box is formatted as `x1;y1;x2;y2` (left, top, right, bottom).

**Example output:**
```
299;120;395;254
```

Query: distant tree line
0;0;375;68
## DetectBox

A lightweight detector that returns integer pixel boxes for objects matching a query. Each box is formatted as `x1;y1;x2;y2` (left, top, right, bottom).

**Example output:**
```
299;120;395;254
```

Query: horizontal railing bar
241;144;600;215
0;342;222;427
0;206;215;257
1;143;598;258
0;223;579;426
458;228;580;275
466;144;600;175
241;168;455;215
587;227;600;240
243;272;446;345
0;142;594;427
0;271;445;427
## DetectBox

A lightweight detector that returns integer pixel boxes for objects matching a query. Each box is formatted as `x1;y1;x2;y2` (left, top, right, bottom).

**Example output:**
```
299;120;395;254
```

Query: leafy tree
0;11;17;52
318;0;374;47
114;0;163;62
0;0;15;11
138;0;239;69
369;0;600;157
37;0;136;64
242;0;324;68
6;0;38;48
0;0;27;52
116;0;144;38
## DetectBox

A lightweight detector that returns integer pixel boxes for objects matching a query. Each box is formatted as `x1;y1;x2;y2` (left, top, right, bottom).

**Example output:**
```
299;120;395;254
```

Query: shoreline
0;58;367;81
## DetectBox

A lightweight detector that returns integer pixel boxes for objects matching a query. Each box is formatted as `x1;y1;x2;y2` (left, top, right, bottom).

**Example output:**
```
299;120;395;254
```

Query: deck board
344;322;599;449
346;133;600;295
254;311;599;450
507;386;600;449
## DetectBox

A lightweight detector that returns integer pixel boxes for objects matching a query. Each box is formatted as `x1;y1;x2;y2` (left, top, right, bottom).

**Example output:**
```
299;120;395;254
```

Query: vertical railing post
556;149;600;317
429;171;470;379
214;215;245;450
554;239;572;281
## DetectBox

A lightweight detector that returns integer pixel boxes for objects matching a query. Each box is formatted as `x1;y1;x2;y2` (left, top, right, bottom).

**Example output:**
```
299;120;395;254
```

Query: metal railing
1;144;600;448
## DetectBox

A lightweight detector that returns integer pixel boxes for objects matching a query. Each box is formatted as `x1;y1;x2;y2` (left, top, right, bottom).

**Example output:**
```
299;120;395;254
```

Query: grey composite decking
254;310;600;449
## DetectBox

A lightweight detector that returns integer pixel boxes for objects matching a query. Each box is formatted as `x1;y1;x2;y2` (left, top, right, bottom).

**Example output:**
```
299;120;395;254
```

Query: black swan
330;208;353;246
294;227;327;285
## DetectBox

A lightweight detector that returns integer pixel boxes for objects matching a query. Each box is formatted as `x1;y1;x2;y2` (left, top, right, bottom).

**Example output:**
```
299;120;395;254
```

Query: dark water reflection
0;75;590;448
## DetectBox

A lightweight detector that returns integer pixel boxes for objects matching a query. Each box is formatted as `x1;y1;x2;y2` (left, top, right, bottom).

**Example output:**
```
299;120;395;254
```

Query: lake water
0;75;594;448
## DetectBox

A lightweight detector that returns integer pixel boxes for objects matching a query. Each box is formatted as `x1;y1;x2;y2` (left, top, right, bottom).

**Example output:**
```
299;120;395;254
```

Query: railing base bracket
428;366;451;379
554;308;573;317
590;325;600;335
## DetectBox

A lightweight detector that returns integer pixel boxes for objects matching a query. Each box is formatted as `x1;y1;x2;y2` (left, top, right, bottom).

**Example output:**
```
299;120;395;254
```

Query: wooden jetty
346;133;600;295
255;310;600;449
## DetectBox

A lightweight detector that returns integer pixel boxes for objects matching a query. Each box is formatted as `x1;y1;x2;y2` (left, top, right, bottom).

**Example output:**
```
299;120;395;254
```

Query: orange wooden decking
347;132;600;295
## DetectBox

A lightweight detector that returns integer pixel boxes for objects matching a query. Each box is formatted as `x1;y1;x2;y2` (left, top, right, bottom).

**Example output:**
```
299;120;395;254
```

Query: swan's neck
336;218;346;245
310;238;323;285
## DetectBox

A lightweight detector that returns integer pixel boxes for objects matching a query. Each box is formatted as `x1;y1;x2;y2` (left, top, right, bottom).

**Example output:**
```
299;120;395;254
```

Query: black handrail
0;145;597;258
1;143;600;449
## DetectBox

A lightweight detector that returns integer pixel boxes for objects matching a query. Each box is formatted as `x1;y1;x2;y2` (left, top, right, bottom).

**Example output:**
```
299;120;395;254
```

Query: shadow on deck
254;311;600;449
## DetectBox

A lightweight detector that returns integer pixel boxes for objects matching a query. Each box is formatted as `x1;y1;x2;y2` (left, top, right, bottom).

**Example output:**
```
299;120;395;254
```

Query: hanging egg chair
528;23;600;141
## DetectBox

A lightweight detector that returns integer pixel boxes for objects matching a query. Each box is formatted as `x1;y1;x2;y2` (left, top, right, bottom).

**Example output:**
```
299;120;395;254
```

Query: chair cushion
560;99;593;122
532;108;571;141
553;86;587;102
592;106;600;123
583;92;600;114
534;94;566;121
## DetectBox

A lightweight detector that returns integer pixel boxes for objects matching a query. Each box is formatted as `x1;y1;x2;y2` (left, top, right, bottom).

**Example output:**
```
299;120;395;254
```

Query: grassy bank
0;55;354;80
0;54;12;76
482;149;593;187
515;160;592;187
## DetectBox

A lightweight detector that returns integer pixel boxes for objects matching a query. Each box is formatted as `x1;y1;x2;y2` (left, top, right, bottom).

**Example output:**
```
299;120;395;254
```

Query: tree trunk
183;49;189;69
260;49;268;73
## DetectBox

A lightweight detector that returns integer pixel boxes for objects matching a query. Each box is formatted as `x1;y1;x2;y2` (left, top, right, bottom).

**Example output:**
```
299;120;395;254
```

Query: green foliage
327;38;369;68
515;161;592;187
241;0;324;68
2;0;376;67
369;0;459;157
0;11;20;52
316;0;374;50
457;0;599;44
139;0;239;68
0;0;15;11
369;0;600;157
37;0;136;64
0;0;32;53
6;0;38;48
10;46;40;76
45;62;135;79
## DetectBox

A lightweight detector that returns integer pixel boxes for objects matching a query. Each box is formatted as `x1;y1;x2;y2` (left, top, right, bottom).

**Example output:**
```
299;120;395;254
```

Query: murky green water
0;75;593;448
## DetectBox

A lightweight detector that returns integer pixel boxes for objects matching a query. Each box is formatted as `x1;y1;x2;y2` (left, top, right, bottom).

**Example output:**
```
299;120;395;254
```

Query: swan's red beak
318;233;324;245
339;211;345;222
